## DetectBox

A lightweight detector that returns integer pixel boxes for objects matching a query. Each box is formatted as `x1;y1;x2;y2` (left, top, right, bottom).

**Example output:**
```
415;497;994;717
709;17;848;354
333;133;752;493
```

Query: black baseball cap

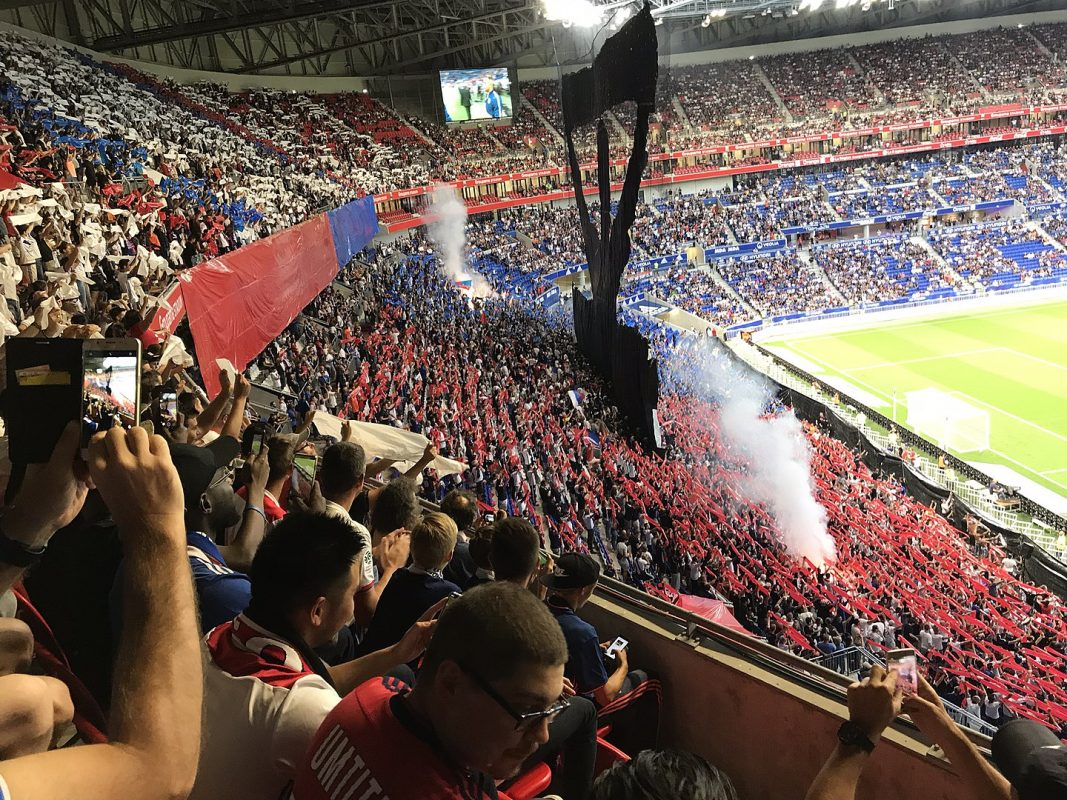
169;436;240;510
540;552;601;590
992;719;1067;800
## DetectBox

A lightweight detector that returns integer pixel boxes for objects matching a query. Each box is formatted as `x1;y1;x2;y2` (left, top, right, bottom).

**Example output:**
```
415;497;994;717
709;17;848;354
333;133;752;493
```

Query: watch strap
837;720;875;753
0;522;47;567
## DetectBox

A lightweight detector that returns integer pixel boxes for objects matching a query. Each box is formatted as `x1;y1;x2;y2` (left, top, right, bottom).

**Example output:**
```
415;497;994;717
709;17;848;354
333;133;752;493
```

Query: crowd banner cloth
312;411;467;478
327;196;380;267
183;198;379;398
182;215;338;397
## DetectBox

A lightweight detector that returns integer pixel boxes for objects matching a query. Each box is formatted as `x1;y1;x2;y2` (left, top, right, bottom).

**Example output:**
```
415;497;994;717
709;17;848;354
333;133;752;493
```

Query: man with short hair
191;512;438;800
592;750;739;800
317;442;399;627
543;552;661;755
293;583;570;799
356;512;461;656
441;489;479;587
490;517;541;587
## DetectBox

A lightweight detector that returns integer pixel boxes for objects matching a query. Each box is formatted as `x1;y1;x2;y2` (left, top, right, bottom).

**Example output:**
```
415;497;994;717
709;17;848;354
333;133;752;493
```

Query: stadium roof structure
0;0;1061;76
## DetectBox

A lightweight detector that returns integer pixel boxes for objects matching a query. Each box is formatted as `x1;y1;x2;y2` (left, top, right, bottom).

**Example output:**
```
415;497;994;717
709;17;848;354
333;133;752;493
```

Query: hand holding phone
886;648;918;696
603;637;628;660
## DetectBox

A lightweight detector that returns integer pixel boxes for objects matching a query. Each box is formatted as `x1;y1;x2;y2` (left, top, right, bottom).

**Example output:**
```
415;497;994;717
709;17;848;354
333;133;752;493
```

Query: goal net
905;388;990;453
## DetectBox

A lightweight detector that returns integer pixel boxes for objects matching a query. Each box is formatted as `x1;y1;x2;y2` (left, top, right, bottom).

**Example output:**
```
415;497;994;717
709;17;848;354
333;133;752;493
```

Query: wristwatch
0;521;47;567
837;720;876;753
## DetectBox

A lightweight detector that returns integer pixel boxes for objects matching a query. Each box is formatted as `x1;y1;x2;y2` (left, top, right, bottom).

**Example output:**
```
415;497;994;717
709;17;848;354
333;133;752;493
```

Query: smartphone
160;391;177;426
80;339;142;455
250;429;268;456
293;453;318;481
887;648;918;696
604;637;628;660
484;512;496;524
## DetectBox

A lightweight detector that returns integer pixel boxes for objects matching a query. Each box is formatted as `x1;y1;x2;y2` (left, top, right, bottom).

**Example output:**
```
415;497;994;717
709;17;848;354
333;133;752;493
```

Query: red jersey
293;678;503;800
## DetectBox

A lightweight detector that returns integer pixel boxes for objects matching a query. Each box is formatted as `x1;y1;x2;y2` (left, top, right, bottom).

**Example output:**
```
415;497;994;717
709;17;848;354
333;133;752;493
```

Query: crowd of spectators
812;236;953;304
7;14;1067;800
928;219;1065;285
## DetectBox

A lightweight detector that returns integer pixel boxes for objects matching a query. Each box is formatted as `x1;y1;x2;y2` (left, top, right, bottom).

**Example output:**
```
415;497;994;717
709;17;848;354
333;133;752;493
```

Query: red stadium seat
503;762;553;800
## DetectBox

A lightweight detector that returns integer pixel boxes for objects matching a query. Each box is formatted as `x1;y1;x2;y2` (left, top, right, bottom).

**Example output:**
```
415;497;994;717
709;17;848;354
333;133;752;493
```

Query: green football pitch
763;299;1067;498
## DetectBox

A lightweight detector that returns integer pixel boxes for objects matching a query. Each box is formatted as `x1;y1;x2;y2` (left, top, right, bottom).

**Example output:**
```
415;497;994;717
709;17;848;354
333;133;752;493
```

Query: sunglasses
459;663;570;732
206;464;236;490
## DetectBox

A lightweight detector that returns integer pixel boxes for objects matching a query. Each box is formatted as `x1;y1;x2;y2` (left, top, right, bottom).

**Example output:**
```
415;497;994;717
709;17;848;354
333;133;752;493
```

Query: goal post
905;388;990;453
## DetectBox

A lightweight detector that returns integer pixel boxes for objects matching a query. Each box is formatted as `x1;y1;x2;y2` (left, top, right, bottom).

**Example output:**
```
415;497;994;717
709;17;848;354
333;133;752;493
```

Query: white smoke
427;184;492;298
667;337;837;567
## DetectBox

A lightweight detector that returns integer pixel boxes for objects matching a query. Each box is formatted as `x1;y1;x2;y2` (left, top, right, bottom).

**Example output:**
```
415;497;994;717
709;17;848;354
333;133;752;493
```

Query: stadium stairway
799;249;848;305
709;266;761;318
911;235;964;284
1033;218;1067;253
846;50;886;106
524;102;565;145
752;62;795;123
605;109;630;142
671;96;693;130
943;43;992;100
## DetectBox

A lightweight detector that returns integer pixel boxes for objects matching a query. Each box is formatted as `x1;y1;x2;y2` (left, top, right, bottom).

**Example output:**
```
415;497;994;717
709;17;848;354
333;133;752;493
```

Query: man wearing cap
543;552;660;755
113;436;267;635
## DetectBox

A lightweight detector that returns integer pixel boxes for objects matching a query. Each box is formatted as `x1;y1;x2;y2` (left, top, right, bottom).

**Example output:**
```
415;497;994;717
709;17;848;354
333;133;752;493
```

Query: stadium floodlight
542;0;605;27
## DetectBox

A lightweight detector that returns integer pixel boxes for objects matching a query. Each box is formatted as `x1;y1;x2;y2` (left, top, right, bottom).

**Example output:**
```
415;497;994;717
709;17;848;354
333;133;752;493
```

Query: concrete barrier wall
583;596;974;800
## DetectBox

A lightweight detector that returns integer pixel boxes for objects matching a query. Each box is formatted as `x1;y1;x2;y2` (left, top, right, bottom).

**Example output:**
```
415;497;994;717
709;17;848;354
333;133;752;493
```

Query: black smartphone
80;339;142;455
250;429;268;456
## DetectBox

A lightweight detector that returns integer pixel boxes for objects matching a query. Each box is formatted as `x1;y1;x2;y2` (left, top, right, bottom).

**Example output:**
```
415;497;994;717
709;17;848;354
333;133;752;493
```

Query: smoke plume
667;337;836;567
427;184;491;297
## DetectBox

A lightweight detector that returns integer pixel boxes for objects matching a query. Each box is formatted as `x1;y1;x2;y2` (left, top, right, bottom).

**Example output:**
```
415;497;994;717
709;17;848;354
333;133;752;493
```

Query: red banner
181;214;338;397
147;281;186;334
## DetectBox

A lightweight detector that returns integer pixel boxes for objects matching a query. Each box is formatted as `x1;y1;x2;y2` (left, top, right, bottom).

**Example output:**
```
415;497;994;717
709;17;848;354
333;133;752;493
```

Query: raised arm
0;426;202;800
901;676;1012;800
218;374;251;442
218;445;270;572
805;666;902;800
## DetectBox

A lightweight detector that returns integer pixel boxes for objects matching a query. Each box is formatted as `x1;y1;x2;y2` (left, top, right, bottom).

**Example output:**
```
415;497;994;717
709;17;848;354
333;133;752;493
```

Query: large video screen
439;67;513;123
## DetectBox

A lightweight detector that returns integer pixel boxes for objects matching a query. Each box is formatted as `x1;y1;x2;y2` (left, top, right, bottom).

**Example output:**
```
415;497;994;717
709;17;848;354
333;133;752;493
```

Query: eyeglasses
459;663;570;731
207;464;235;491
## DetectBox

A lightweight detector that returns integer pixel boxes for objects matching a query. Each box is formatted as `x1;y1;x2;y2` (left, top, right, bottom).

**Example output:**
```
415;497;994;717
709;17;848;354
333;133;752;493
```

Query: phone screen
604;637;628;660
82;348;139;446
888;650;918;695
250;431;267;456
293;453;318;481
160;392;177;425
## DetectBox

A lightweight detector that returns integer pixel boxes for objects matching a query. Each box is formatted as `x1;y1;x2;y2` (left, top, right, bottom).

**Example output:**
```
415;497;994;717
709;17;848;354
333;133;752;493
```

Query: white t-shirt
190;615;341;800
322;500;377;593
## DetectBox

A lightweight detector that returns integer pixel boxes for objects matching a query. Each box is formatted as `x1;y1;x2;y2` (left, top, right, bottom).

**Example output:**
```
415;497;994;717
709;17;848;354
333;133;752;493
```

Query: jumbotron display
439;67;513;123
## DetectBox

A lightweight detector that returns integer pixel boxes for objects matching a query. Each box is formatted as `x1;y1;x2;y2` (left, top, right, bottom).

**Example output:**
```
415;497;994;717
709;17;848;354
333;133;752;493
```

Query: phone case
2;339;84;463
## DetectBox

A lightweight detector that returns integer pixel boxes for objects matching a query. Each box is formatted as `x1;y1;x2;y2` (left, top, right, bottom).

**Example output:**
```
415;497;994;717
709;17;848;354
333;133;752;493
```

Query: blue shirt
546;597;608;697
185;531;252;633
110;531;251;639
357;568;459;656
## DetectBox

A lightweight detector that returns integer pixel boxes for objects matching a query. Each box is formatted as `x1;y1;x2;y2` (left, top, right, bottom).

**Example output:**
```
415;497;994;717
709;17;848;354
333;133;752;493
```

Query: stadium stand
3;10;1067;800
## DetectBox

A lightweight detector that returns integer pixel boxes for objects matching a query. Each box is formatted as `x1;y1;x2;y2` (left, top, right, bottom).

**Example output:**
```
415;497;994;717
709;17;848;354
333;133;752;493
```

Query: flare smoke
667;338;836;568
